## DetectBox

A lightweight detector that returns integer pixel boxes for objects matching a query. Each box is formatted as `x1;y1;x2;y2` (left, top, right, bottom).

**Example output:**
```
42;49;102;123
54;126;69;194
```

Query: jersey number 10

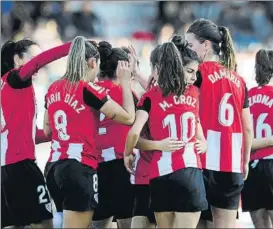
163;111;196;143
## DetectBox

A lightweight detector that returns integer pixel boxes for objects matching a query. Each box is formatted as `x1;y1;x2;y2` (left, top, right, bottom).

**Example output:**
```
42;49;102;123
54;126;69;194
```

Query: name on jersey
159;95;197;111
208;70;240;88
249;94;273;108
47;92;86;114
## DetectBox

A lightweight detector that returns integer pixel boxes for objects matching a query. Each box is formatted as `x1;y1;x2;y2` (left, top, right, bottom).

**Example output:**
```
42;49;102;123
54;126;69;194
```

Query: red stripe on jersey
249;86;273;160
137;85;202;180
198;61;246;173
96;80;136;163
46;80;107;169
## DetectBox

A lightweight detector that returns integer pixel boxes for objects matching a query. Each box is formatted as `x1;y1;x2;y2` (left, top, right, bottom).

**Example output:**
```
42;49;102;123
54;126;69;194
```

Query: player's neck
203;53;219;63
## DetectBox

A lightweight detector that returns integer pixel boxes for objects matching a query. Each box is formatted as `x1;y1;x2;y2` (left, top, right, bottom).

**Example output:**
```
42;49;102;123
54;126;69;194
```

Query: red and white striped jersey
130;149;153;185
137;85;202;180
249;85;273;160
96;80;130;163
1;71;36;166
46;79;108;169
198;61;248;173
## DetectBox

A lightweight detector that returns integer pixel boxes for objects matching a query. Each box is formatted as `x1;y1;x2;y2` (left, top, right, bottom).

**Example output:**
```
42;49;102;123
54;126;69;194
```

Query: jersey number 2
54;110;70;141
163;112;196;143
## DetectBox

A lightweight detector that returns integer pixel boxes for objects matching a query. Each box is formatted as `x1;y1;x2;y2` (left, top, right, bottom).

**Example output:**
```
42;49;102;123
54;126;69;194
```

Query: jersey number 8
54;110;70;141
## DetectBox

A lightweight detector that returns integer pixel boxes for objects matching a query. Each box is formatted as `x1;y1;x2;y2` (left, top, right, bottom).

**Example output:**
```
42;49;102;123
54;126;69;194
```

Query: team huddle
1;18;273;229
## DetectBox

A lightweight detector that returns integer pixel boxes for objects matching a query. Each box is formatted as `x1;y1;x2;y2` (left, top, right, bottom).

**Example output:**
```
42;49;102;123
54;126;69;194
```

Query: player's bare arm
242;107;254;179
43;109;52;138
196;122;207;154
136;137;184;152
100;61;135;125
124;110;148;173
251;136;273;151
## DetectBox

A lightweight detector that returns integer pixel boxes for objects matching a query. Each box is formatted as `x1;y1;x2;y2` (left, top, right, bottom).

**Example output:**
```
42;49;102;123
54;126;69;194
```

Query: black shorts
150;168;208;213
93;159;134;221
133;185;156;223
1;159;53;227
200;170;240;221
203;169;244;210
45;159;98;212
241;160;273;212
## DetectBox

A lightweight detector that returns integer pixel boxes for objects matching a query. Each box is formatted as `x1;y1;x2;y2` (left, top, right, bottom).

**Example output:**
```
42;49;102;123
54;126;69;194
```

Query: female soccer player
124;42;208;228
1;39;71;228
91;41;137;229
43;36;135;228
186;19;253;228
128;36;206;229
241;49;273;228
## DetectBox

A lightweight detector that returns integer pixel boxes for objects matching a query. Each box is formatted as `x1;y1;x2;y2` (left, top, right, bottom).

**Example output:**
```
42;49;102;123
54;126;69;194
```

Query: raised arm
99;61;135;125
19;42;71;81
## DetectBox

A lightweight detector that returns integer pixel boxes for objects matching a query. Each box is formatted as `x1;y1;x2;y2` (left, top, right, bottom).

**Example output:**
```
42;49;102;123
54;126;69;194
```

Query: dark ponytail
1;39;37;76
171;35;200;65
157;42;186;97
187;19;237;71
218;26;237;71
98;41;129;79
255;49;273;86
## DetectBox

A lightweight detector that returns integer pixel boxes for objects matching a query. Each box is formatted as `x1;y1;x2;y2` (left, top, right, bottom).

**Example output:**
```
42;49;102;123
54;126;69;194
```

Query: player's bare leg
250;209;272;228
29;219;53;228
116;218;132;228
62;210;93;228
154;212;174;228
131;216;156;228
197;219;213;228
175;212;201;228
92;217;113;229
211;207;237;228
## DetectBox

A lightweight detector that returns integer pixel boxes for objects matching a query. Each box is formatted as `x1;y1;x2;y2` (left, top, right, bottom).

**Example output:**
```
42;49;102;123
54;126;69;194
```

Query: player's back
249;85;273;160
96;80;133;163
198;61;247;172
1;70;36;166
46;79;100;168
139;85;201;179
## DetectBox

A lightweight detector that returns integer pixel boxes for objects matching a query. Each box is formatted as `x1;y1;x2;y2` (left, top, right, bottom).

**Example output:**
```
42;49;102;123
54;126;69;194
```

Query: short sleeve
7;69;32;89
83;82;108;110
137;93;151;113
243;85;249;109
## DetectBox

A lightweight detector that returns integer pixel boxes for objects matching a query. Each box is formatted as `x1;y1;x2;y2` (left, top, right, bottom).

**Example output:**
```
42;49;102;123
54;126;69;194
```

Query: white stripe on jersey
1;130;9;166
183;142;198;168
232;133;243;172
101;147;116;162
206;130;221;171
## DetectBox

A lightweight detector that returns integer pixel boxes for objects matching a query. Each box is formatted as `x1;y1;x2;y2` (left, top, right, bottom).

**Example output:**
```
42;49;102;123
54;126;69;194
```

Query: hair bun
98;41;112;60
171;35;188;50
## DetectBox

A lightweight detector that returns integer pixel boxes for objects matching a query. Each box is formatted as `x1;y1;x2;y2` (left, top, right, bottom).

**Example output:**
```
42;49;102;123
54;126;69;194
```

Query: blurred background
2;1;273;227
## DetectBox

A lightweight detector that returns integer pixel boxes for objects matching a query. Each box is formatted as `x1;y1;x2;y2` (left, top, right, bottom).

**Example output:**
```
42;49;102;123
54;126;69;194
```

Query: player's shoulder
47;79;64;92
249;85;273;95
186;85;199;95
143;85;160;98
198;61;216;72
84;81;108;94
